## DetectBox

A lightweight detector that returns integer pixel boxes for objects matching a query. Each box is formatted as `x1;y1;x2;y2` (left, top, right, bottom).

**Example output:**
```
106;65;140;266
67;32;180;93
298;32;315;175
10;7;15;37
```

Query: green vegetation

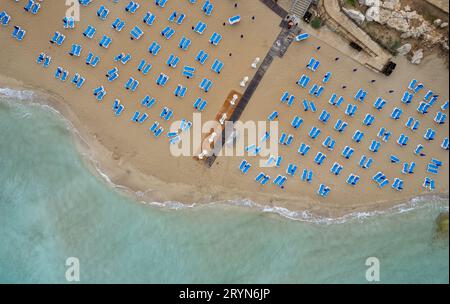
346;0;357;7
311;17;322;29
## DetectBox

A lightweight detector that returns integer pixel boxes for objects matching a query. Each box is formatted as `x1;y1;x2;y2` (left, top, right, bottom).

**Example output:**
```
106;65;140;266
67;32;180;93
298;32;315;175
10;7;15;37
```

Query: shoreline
1;75;448;223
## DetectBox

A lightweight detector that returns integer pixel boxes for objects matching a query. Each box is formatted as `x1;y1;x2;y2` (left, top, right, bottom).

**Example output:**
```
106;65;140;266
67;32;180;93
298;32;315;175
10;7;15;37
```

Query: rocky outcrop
435;212;449;239
342;8;365;25
396;43;412;55
411;49;424;64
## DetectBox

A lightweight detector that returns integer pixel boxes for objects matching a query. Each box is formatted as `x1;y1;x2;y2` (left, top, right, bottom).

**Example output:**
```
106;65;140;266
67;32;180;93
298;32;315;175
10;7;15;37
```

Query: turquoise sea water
0;92;448;284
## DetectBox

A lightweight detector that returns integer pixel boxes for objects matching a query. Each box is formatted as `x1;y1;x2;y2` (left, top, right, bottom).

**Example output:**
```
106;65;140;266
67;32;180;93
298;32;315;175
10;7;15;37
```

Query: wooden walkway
205;9;300;167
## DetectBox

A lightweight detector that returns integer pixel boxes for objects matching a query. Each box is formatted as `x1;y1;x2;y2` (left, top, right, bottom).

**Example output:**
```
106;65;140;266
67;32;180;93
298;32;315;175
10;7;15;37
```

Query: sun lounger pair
347;174;360;186
441;101;449;111
106;67;119;82
405;117;420;131
345;104;358;117
150;121;164;138
377;127;391;143
322;136;336;151
318;110;331;124
286;163;298;177
373;97;387;110
202;0;214;16
199;78;212;92
341;146;354;159
359;155;373;169
50;31;65;45
36;52;52;68
131;111;148;124
0;11;11;26
334;119;348;133
314;152;326;166
63;17;75;29
125;77;139;91
97;5;110;21
397;134;409;146
369;140;381;153
167;54;180;68
391;107;402;120
161;26;175;39
306;57;320;72
363;114;375;126
148;41;161;55
441;137;449;150
352;130;364;143
196;50;208;64
273;175;288;188
401;91;413;104
99;35;112;48
179;36;191;50
372;172;389;188
402;162;415;174
71;73;85;88
155;0;168;8
193;21;207;34
211;59;224;74
291;116;303;129
141;95;157;108
130;26;144;40
354;89;367;102
86;52;100;67
156;73;169;86
125;1;140;14
414;144;425;156
69;44;82;57
255;172;271;186
279;133;294;146
408;79;423;93
417;101;431;114
296;74;310;88
239;160;252;174
183;65;196;79
281;92;295;107
302;100;316;112
11;26;26;41
301;169;313;183
112;18;126;32
298;143;311;156
434;111;447;125
424;128;436;141
24;0;40;15
209;32;222;46
54;66;69;82
143;12;156;26
113;99;125;116
423;177;436;191
174;85;187;98
309;127;321;140
317;184;330;197
392;178;404;191
93;86;106;101
245;144;262;155
137;59;152;75
160;107;173;121
329;94;344;107
83;25;96;39
79;0;93;6
330;162;343;176
168;11;186;25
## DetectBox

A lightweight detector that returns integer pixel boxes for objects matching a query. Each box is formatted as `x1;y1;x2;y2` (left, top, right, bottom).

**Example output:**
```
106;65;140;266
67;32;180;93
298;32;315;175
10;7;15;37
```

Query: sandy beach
0;0;448;218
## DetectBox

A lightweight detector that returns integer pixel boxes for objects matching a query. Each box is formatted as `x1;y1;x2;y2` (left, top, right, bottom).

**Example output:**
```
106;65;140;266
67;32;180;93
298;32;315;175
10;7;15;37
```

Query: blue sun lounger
296;74;310;88
194;98;207;111
93;86;106;101
291;116;303;129
424;128;436;141
330;162;343;176
130;26;144;40
391;107;403;120
352;130;364;143
239;160;252;174
441;137;449;150
143;12;156;25
138;59;152;75
346;174;360;186
161;26;175;39
63;17;75;29
341;146;354;159
434;111;447;124
308;127;321;140
268;111;279;121
345;104;358;117
423;177;436;191
397;134;409;146
318;110;331;124
392;178;404;191
301;169;313;183
182;65;195;79
359;155;373;169
295;32;309;41
329;94;344;107
112;18;125;32
228;15;241;25
166;54;180;68
401;91;413;104
155;0;168;8
369;140;381;153
156;73;169;86
298;143;311;156
354;89;367;102
86;52;100;67
202;0;214;16
314;152;326;166
174;85;187;98
0;11;11;26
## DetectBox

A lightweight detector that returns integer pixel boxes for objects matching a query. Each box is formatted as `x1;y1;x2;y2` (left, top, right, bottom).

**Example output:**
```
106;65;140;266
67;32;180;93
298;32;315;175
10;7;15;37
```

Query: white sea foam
1;87;449;224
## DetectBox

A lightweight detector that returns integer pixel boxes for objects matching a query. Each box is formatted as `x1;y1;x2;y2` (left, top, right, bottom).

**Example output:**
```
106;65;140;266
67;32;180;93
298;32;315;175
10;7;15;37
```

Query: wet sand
0;0;448;218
